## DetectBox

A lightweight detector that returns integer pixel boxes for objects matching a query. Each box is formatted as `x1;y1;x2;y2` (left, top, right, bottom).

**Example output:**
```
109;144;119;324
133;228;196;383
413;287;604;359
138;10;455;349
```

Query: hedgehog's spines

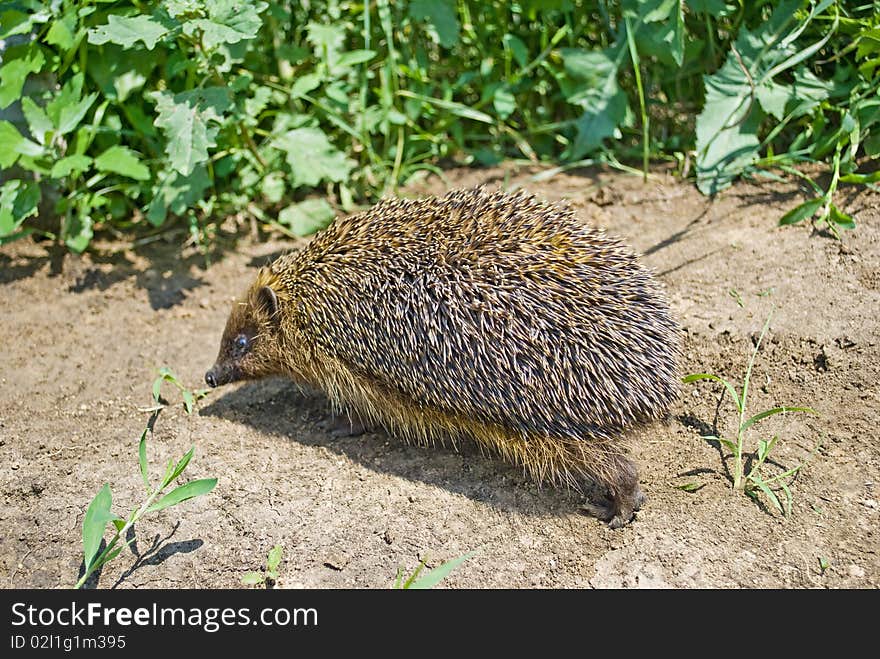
213;186;681;526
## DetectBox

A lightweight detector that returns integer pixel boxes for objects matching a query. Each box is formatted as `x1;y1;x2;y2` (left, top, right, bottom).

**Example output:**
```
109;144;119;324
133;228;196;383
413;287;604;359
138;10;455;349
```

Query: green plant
0;1;877;252
393;550;476;589
152;366;209;414
683;310;818;516
242;544;283;588
76;367;216;587
75;411;217;588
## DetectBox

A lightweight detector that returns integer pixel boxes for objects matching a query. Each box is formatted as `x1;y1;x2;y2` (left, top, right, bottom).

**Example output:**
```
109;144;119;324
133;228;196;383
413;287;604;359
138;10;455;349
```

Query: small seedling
75;411;217;589
673;482;705;493
393;551;477;589
242;545;284;588
729;289;744;308
818;556;830;574
683;309;818;516
152;367;210;414
778;145;855;238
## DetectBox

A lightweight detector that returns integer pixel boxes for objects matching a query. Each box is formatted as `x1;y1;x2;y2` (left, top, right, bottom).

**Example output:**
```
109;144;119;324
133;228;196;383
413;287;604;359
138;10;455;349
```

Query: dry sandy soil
1;164;878;589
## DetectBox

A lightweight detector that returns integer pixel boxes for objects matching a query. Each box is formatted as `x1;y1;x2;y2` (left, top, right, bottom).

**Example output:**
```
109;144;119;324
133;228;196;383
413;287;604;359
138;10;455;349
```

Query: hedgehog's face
205;282;283;388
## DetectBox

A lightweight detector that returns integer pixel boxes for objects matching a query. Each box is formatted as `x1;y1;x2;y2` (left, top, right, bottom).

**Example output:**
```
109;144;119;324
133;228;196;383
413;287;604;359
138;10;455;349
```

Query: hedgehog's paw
579;469;645;528
581;493;641;528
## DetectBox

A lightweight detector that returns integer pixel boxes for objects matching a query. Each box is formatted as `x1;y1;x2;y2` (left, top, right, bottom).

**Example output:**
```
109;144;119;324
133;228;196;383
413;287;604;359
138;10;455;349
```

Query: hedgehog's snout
205;369;218;388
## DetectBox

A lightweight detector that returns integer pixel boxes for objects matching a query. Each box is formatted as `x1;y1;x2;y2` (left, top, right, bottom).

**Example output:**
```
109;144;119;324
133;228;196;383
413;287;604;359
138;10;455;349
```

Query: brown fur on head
205;268;286;388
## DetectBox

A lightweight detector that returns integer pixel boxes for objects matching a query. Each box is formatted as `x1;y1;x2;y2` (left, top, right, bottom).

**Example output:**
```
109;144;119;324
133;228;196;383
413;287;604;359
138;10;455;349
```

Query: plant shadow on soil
200;378;615;518
76;523;205;589
0;220;265;309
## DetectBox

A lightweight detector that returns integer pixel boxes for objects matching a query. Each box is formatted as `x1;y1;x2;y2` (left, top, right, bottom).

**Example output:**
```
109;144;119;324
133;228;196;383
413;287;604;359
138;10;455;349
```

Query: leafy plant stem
624;16;649;182
733;310;773;490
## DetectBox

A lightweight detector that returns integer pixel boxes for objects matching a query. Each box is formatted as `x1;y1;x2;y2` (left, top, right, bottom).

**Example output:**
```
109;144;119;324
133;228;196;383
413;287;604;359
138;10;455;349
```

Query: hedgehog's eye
234;334;249;350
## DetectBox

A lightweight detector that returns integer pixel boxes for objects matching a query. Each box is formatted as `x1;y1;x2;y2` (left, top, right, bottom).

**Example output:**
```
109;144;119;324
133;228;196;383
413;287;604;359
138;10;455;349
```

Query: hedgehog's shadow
200;378;602;518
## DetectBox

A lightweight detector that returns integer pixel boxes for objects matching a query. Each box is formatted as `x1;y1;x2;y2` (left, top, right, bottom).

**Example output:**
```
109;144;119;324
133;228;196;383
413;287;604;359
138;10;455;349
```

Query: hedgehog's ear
257;286;279;320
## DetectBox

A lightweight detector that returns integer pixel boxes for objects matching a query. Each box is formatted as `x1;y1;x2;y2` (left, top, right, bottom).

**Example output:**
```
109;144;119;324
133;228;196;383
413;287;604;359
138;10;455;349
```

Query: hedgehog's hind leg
572;448;645;528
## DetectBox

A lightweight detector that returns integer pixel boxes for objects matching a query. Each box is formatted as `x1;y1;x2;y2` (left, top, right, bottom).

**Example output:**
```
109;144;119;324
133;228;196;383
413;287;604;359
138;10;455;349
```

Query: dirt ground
1;164;878;589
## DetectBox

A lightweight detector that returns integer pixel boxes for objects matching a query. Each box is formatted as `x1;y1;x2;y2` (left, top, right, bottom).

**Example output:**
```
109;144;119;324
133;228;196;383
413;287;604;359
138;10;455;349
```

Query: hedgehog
205;187;680;527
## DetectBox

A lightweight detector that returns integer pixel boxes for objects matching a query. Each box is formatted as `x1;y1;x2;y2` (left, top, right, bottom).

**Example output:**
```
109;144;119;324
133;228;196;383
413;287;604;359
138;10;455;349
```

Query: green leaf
146;166;211;226
183;0;268;50
0;180;40;237
152;376;163;402
290;73;322;99
182;390;194;414
840;171;880;184
88;45;155;103
503;34;529;68
336;49;377;68
261;172;285;204
409;0;460;48
407;551;476;589
46;13;76;51
44;73;97;135
702;435;738;452
0;46;45;109
95;146;150;181
64;209;93;253
241;572;264;585
828;204;855;230
152;88;232;176
0;120;24;168
788;67;834;118
396;91;494;124
687;0;731;17
274;128;354;188
493;86;516;120
559;46;628;159
267;545;283;572
751;475;783;515
740;406;818;433
87;14;170;50
278;198;336;237
305;22;345;72
626;1;684;67
168;446;195;485
755;81;790;120
51;154;93;179
138;428;150;491
673;482;705;492
146;478;217;513
779;198;823;225
695;0;806;194
682;373;742;413
82;484;117;571
20;97;52;145
1;9;44;40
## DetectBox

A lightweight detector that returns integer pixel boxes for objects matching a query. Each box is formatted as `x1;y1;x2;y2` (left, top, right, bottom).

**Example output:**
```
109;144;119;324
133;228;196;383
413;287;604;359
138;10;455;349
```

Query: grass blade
146;478;217;514
407;551;477;589
683;373;742;413
138;428;150;491
82;484;116;572
401;561;427;589
397;91;494;124
168;446;195;484
779;198;823;225
740;406;817;433
751;475;783;515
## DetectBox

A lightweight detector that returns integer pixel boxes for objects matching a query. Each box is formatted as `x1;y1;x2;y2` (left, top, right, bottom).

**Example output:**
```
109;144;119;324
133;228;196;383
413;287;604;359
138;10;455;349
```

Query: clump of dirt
1;165;877;588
